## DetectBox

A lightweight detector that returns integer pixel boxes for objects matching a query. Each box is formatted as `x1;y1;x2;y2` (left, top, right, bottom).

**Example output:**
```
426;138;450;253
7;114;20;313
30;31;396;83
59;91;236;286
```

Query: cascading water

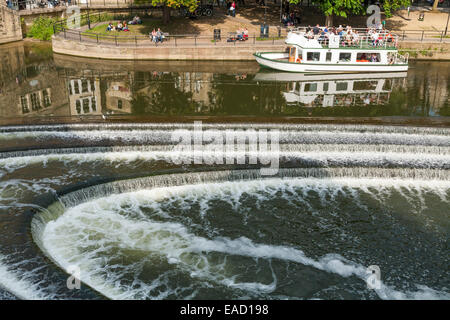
0;123;449;300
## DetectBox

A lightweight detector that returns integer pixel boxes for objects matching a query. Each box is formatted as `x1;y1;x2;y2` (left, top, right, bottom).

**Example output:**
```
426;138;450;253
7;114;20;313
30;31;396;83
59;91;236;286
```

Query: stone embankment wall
52;35;450;61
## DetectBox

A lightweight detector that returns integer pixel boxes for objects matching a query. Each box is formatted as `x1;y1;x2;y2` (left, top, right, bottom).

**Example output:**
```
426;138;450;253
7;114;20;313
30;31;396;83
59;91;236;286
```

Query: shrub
27;16;57;41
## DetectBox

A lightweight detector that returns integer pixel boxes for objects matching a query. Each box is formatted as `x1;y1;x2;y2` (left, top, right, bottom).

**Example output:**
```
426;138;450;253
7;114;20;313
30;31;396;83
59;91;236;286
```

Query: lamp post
280;0;283;23
87;0;91;29
445;12;449;36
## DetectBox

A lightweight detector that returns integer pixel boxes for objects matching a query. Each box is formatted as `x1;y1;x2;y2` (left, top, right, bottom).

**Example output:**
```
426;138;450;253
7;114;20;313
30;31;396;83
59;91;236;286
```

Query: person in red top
230;1;236;17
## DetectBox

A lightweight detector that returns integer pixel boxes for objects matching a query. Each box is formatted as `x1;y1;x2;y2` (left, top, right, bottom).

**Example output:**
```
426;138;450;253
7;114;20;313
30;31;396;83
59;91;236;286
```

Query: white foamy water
0;255;56;300
39;178;450;300
1;149;449;177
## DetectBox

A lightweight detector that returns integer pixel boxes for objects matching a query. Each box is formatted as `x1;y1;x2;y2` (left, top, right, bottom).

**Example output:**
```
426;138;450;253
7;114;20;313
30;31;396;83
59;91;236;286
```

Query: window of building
307;52;321;61
30;92;41;111
76;100;81;114
73;81;80;94
82;98;90;113
323;82;329;92
339;52;352;62
81;79;89;93
91;97;97;111
20;96;29;114
42;89;51;107
117;99;123;109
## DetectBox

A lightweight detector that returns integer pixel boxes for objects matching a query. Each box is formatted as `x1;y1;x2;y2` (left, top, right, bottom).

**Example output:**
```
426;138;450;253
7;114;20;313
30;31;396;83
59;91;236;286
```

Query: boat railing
315;33;399;49
395;52;409;64
290;28;399;50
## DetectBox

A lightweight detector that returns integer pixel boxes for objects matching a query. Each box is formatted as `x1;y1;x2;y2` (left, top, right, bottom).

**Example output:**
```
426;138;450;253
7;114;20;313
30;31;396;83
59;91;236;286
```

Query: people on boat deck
303;24;393;48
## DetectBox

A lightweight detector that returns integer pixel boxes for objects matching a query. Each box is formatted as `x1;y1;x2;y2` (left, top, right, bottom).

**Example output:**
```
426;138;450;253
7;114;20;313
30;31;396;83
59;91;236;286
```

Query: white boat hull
253;71;408;82
254;52;409;73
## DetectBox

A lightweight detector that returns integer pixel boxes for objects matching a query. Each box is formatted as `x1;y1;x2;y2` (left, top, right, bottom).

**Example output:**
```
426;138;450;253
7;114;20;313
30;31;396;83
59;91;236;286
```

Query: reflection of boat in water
254;72;408;108
253;71;407;82
254;31;409;73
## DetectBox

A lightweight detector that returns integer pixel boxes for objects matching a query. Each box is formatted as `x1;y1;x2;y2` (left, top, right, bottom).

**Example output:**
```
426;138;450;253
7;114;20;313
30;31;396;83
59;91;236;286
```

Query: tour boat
254;30;409;73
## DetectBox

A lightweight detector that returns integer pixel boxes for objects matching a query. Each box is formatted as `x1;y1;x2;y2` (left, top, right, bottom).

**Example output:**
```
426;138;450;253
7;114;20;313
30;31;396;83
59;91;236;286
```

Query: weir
1;121;449;300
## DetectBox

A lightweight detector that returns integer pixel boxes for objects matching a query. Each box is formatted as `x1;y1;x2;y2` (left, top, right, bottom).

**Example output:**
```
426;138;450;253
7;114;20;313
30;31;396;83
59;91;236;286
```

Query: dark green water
0;42;449;124
0;42;449;300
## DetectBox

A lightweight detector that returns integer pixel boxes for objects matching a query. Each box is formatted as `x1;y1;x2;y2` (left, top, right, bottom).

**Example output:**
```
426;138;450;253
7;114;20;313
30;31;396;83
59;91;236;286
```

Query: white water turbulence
34;173;450;300
1;123;449;300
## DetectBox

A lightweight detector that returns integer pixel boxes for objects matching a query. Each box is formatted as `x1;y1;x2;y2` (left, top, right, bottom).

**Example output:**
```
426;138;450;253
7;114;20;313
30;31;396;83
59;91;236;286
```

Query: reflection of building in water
68;78;101;116
19;87;52;115
0;44;24;87
0;44;69;118
175;72;215;112
105;77;133;114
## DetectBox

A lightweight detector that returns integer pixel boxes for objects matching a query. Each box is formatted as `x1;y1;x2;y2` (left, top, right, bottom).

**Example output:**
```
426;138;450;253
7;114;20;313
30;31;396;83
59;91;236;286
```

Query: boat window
307;52;320;61
383;79;394;90
288;47;296;62
290;47;296;56
304;83;318;92
356;53;380;62
326;52;332;62
339;52;352;62
323;82;329;92
354;81;378;91
336;82;348;91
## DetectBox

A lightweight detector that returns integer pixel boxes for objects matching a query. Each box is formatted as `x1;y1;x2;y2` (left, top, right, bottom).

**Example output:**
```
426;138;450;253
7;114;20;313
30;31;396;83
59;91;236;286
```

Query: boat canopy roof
285;32;323;48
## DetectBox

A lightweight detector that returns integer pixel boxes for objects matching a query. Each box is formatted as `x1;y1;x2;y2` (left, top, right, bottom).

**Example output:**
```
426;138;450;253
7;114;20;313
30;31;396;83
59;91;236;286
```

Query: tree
287;0;410;26
381;0;411;18
288;0;365;26
149;0;199;24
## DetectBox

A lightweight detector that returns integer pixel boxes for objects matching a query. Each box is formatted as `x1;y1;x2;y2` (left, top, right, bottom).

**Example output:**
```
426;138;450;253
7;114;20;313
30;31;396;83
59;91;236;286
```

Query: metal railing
290;26;450;43
52;10;450;47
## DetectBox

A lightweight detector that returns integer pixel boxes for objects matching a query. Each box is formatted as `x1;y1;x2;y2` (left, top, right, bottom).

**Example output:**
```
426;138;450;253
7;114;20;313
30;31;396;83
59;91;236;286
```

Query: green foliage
382;0;411;18
289;0;365;19
27;16;57;41
288;0;411;19
134;0;198;11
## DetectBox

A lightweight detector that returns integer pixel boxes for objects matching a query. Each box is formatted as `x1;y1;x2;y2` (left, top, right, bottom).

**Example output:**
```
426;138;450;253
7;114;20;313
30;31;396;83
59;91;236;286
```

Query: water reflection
254;72;407;108
0;42;449;123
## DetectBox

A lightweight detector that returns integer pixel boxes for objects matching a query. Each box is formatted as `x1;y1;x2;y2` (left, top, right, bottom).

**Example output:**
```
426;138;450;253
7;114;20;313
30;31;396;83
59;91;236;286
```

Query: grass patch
82;19;185;37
